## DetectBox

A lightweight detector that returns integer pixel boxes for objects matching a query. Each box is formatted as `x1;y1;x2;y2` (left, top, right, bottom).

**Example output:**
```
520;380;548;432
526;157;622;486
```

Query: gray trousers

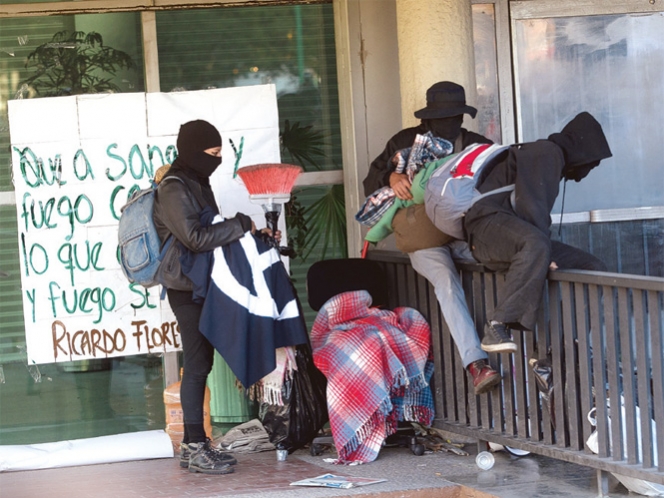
409;241;486;368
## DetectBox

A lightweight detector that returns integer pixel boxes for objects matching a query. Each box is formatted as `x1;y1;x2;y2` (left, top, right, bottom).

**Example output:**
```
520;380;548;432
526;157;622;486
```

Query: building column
395;0;477;130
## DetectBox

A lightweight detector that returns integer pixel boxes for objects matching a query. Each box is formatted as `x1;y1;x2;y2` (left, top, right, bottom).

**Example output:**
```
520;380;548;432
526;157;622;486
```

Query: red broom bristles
236;163;303;196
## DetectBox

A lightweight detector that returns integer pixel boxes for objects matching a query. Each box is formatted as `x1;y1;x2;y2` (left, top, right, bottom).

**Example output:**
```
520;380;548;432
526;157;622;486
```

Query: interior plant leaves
280;119;326;170
22;30;136;97
300;184;347;261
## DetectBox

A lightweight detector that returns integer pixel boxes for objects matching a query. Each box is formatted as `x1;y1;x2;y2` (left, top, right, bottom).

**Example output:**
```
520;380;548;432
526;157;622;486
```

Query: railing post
595;469;610;498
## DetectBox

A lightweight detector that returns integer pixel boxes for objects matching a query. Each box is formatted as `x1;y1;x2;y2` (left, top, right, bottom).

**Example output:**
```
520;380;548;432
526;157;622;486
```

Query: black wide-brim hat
414;81;478;119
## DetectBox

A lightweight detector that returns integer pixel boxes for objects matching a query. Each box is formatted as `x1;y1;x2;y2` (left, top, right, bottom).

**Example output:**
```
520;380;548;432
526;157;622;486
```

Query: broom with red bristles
236;163;303;257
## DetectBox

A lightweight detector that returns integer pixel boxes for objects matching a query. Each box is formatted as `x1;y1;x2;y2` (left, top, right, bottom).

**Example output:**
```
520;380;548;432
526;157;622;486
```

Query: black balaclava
423;115;464;142
548;112;612;182
174;120;222;180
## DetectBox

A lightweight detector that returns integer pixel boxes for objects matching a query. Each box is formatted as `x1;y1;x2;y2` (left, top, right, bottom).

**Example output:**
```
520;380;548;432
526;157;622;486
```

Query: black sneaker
481;322;517;353
183;440;237;473
180;440;237;468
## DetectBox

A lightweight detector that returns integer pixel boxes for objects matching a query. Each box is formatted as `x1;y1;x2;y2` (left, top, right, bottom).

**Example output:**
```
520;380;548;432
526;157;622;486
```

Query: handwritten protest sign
9;86;281;365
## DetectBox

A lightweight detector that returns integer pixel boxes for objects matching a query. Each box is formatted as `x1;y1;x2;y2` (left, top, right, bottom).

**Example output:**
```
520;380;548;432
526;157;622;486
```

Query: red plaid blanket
310;290;432;463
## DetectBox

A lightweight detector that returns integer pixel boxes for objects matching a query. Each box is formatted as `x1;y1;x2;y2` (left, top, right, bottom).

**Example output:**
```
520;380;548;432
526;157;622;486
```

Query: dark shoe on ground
481;322;517;353
180;440;238;468
467;359;501;395
183;440;237;473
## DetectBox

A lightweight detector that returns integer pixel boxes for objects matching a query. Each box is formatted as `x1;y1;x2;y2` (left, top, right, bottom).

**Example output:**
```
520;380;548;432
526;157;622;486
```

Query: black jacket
466;112;612;237
363;125;492;197
152;167;249;290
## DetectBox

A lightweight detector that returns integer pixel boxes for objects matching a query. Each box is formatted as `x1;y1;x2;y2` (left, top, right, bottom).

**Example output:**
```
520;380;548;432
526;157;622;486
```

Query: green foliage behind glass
22;30;136;96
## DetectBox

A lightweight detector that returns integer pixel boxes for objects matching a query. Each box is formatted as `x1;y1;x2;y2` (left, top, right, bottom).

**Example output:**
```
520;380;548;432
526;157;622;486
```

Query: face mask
174;120;223;178
424;116;463;141
563;161;598;182
190;151;222;178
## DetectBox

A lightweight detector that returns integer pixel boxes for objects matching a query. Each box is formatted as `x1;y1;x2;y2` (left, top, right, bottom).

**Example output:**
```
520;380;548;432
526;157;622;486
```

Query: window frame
0;0;345;386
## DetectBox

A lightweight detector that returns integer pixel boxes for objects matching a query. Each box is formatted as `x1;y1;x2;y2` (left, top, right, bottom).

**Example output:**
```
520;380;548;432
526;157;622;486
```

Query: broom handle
264;210;280;243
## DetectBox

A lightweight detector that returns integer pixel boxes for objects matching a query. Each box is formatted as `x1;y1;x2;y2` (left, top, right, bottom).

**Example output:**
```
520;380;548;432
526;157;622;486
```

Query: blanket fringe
403;406;435;425
391;367;408;390
405;372;428;393
339;397;392;460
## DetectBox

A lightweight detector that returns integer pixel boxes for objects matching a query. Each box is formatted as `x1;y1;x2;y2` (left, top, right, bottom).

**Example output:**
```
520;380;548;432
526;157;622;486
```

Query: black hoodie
465;112;612;236
548;111;613;182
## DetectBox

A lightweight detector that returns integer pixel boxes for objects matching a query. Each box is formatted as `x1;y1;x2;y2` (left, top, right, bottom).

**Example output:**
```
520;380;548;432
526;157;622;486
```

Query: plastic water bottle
476;451;495;470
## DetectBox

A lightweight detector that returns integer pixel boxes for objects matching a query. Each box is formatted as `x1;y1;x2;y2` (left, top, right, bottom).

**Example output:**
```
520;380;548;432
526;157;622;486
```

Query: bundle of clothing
310;290;434;464
355;132;453;227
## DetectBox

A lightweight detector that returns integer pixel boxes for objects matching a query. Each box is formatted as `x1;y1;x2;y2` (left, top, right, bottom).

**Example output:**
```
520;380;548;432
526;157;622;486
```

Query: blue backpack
117;177;181;288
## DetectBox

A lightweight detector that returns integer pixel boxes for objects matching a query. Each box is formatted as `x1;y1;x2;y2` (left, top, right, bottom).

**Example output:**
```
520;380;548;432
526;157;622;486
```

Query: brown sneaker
467;359;501;395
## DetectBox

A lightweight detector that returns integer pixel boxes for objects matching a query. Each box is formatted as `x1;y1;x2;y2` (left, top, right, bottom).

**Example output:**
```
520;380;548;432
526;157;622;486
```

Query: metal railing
367;249;664;486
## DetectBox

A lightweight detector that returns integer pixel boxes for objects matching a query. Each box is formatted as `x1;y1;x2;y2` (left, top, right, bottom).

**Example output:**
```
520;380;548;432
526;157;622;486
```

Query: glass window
287;184;347;326
156;3;342;172
0;13;152;445
156;3;346;324
513;12;664;214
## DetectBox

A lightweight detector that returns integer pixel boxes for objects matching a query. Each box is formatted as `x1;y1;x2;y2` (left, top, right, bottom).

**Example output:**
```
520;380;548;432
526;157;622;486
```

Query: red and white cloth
310;290;433;464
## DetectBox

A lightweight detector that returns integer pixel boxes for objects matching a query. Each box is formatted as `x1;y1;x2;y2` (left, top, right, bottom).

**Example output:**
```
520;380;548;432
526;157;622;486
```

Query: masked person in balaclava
463;112;612;353
361;82;504;396
153;120;271;475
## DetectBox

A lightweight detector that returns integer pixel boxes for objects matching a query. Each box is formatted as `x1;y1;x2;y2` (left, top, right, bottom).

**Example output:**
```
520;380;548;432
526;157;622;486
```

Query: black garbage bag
259;343;328;453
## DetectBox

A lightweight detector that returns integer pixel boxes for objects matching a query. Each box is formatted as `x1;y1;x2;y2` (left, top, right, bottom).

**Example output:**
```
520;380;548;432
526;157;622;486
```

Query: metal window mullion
141;10;160;94
510;0;663;20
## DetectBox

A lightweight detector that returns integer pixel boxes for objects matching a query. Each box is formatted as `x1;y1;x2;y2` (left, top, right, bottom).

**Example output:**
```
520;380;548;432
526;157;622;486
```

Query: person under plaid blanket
310;290;434;464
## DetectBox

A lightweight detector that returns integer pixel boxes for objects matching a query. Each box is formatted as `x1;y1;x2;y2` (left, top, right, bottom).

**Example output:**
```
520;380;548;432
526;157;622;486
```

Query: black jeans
468;213;606;331
469;212;550;331
167;289;214;444
550;240;607;271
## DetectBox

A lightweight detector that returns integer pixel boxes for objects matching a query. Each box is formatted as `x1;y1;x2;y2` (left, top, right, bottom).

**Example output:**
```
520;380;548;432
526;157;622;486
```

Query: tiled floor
0;441;646;498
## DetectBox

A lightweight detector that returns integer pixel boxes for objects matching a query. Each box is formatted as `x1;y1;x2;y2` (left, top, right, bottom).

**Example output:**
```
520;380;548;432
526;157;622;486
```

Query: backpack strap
469;184;515;208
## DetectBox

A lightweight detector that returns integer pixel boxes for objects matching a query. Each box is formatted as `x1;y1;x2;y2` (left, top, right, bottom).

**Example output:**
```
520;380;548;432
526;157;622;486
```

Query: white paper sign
8;86;281;365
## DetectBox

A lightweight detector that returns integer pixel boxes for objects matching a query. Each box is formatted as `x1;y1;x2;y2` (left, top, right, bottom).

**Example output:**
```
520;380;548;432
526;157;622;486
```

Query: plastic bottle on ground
476;451;495;470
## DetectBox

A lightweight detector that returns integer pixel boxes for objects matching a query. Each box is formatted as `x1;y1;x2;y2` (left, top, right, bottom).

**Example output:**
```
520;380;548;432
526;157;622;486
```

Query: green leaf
280;119;327;170
21;30;136;97
300;185;347;261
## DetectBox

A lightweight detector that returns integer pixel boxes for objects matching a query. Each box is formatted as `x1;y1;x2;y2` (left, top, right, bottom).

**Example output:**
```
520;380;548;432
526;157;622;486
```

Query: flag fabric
180;207;309;388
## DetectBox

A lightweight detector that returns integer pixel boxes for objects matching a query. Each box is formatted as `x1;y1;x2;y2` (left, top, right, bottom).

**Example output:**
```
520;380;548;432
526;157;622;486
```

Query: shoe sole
474;374;502;395
481;343;517;353
189;466;235;475
182;457;237;468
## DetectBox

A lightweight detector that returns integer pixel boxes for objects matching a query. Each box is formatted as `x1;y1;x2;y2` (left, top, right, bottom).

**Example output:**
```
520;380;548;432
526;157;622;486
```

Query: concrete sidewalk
0;438;638;498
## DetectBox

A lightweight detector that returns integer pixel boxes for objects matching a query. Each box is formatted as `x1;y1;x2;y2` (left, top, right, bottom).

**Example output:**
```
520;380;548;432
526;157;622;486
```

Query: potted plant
21;30;136;97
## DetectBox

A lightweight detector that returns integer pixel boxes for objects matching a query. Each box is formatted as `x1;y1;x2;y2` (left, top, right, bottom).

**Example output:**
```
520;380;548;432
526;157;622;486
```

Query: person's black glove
234;212;253;232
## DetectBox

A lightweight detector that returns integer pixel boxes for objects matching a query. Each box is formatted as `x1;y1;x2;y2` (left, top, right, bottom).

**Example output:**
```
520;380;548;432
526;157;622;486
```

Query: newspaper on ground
214;419;276;453
290;473;386;489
